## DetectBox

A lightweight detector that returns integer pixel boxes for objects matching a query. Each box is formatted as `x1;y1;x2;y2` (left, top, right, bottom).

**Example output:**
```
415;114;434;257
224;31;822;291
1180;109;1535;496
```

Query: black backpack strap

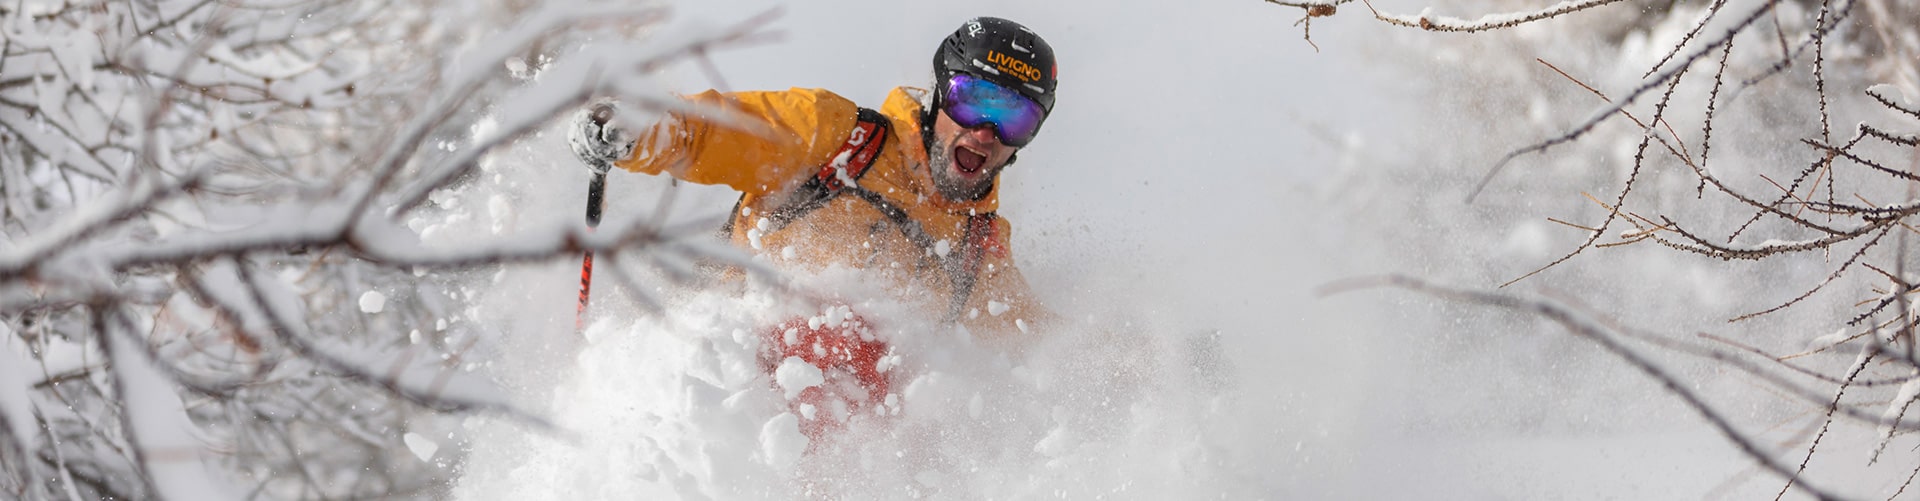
946;213;999;321
844;186;998;321
846;187;938;251
719;107;890;239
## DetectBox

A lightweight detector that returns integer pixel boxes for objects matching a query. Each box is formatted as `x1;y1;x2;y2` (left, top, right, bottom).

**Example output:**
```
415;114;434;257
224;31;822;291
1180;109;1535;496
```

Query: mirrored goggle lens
943;74;1045;147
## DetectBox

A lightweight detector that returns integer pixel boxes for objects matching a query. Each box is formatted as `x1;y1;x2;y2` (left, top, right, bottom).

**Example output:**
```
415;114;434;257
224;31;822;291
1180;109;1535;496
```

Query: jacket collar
881;86;1001;214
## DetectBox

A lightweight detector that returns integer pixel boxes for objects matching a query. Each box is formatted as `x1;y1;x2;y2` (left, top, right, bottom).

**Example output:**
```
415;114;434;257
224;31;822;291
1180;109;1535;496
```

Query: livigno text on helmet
985;51;1043;83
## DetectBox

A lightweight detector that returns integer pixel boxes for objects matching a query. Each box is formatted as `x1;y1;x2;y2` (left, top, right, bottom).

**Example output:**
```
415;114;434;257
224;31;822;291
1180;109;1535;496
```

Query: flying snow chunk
774;357;824;400
359;291;387;314
1033;426;1078;457
403;432;439;462
824;304;851;326
987;300;1011;317
760;413;809;470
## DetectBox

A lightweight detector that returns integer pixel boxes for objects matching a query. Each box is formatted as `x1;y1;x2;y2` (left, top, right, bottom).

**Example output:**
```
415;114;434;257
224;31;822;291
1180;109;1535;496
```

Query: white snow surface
455;274;1259;500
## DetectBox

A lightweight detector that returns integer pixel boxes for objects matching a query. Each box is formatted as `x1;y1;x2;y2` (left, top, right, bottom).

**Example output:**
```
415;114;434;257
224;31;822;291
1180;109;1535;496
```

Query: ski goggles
941;74;1047;147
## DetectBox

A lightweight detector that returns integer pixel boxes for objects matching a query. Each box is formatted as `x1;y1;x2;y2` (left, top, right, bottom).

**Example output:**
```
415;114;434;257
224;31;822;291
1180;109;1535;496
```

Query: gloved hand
567;102;633;174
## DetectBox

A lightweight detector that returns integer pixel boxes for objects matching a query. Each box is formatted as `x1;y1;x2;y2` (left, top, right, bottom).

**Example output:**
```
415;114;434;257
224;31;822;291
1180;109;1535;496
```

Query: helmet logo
986;51;1043;83
966;20;984;37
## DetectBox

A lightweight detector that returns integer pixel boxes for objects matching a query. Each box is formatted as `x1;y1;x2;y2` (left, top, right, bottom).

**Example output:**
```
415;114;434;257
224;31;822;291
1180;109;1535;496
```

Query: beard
926;136;999;202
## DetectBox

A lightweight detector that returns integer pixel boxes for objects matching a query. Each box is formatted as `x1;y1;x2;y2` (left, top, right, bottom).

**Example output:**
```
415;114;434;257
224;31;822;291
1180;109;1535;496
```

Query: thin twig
1775;344;1874;501
1729;226;1894;322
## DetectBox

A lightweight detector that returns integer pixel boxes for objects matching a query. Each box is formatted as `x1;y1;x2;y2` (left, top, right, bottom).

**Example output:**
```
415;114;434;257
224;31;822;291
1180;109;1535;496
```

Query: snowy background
3;0;1916;499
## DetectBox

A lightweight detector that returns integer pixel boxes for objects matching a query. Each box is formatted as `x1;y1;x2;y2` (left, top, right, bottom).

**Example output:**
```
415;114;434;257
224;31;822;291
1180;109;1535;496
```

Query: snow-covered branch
1362;0;1632;33
0;1;772;498
1282;0;1920;494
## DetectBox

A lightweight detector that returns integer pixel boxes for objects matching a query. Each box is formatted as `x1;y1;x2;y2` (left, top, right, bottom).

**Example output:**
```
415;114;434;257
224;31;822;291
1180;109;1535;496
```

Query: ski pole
577;105;613;334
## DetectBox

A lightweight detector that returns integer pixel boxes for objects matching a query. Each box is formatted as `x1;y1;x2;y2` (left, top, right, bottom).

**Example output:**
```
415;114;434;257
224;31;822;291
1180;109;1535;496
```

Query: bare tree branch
1322;275;1846;501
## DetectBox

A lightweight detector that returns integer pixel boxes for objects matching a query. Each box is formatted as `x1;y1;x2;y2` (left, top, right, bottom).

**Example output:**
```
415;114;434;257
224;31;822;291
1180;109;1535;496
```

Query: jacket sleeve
612;88;861;196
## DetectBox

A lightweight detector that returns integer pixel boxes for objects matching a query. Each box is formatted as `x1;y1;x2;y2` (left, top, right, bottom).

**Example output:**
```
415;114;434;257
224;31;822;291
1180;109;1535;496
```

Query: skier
568;16;1058;441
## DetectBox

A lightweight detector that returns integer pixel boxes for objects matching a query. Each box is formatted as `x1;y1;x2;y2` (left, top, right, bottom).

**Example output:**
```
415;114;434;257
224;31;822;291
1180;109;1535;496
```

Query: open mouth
954;146;986;175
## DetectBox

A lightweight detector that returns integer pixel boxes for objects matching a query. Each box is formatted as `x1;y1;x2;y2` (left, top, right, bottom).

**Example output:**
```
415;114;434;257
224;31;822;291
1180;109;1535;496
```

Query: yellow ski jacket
613;86;1049;339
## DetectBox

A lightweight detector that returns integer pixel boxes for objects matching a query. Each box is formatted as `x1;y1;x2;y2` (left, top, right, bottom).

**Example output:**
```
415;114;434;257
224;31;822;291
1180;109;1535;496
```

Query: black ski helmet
933;17;1057;115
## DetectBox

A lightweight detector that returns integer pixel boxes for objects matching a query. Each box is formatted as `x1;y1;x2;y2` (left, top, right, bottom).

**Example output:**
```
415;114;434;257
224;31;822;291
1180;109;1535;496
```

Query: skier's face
928;107;1018;203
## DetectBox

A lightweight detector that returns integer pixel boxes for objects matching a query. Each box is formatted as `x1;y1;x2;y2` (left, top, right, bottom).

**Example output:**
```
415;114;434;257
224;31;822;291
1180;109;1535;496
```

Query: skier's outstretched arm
569;88;862;196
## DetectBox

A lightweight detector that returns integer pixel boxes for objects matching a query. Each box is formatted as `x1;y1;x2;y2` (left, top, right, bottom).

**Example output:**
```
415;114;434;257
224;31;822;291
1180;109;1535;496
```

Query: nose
963;123;1000;144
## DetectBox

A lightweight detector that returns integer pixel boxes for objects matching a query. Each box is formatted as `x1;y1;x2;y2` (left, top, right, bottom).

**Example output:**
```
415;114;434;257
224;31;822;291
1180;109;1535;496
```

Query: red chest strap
720;107;891;238
816;110;888;190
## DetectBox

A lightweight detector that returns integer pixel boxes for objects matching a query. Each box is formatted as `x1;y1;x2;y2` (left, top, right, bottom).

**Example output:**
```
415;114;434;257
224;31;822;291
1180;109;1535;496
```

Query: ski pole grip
579;101;618;173
589;103;615;129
